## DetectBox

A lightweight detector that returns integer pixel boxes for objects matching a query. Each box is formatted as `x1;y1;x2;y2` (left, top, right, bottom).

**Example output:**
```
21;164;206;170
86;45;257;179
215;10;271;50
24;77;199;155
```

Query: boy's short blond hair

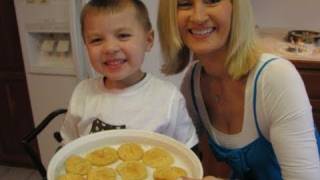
158;0;262;79
81;0;152;38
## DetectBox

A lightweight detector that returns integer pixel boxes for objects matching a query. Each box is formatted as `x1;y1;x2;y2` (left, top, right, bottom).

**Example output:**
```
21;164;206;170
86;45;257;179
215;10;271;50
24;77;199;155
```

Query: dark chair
21;108;67;180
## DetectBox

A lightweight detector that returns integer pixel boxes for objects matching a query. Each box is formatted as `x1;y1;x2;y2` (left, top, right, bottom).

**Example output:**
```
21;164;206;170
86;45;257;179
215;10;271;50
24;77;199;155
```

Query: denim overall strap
253;58;277;136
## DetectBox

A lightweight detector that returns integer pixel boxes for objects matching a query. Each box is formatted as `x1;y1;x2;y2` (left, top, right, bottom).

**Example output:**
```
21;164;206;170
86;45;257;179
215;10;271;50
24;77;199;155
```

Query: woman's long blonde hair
157;0;262;79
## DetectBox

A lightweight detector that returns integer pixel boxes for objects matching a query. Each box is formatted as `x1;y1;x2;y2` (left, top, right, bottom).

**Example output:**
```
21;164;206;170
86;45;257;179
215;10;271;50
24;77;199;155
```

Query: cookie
57;174;85;180
154;166;187;180
116;161;147;180
85;147;118;166
88;167;117;180
65;155;91;175
143;147;174;168
118;143;144;161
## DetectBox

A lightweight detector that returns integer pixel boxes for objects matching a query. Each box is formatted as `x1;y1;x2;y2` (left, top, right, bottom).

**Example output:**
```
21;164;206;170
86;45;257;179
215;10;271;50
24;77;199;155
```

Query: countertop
258;28;320;62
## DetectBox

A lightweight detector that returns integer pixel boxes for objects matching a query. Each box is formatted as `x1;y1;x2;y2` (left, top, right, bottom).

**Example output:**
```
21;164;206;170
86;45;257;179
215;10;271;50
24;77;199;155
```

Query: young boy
60;0;198;149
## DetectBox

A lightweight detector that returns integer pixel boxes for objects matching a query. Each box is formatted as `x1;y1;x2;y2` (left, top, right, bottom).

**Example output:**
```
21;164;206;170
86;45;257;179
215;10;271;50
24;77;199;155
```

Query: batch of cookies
57;143;188;180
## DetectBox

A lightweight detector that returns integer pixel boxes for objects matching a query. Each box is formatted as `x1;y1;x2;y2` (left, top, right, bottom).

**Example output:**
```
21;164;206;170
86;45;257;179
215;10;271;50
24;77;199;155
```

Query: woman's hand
179;176;225;180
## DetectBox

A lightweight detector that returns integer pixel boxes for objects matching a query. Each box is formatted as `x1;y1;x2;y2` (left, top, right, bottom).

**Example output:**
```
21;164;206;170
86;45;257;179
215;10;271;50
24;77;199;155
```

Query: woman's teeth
191;28;215;35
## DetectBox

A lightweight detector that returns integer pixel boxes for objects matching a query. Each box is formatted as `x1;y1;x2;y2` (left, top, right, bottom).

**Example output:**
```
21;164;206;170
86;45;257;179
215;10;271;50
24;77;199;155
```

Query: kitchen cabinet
0;0;38;167
0;77;37;167
290;60;320;130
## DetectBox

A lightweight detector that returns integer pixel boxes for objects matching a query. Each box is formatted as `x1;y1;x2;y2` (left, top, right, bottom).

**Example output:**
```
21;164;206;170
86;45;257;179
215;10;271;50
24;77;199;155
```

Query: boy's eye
88;38;102;44
118;33;131;40
85;36;101;44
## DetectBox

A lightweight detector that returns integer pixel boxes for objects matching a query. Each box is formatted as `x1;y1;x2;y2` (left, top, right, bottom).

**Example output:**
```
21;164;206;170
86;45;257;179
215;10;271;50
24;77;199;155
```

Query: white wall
251;0;320;31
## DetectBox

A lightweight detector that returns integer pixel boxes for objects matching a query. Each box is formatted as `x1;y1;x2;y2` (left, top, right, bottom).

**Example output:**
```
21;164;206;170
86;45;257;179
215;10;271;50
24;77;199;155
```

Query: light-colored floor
0;165;42;180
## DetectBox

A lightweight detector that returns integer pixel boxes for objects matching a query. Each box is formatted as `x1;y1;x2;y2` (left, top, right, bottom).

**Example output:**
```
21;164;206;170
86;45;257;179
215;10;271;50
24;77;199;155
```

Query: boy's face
83;5;154;88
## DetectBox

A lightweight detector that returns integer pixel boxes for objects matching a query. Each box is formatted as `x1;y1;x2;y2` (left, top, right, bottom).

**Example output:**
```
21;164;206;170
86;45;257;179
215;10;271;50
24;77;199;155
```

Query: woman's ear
145;30;154;52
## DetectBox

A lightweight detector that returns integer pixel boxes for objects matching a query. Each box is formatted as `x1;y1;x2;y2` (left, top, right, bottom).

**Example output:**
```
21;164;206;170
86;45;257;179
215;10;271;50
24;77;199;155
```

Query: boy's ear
145;30;154;52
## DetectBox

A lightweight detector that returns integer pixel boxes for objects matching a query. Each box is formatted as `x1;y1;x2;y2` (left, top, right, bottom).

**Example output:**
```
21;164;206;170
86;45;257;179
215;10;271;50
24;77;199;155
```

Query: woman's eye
204;0;221;4
177;0;192;9
177;0;221;9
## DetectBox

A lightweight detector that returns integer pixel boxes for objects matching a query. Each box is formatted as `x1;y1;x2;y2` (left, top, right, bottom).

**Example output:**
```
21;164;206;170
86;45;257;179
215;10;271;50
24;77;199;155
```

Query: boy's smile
103;58;127;70
83;5;154;89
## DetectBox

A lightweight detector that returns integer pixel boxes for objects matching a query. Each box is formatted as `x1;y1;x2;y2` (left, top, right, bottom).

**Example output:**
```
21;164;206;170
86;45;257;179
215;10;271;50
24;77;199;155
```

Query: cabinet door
0;0;38;167
0;78;37;166
298;69;320;130
0;2;24;72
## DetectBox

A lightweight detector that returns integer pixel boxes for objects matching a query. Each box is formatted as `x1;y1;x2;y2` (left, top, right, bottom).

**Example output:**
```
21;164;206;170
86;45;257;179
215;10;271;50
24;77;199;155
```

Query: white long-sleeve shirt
181;53;320;179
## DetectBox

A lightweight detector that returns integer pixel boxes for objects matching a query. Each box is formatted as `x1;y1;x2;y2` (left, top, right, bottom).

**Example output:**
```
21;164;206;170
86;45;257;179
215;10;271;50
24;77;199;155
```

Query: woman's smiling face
177;0;232;56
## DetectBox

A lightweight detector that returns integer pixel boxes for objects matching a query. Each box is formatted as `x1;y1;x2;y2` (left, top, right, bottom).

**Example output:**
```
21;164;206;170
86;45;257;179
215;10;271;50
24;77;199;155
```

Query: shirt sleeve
59;80;87;144
260;59;320;179
60;110;80;144
169;89;199;148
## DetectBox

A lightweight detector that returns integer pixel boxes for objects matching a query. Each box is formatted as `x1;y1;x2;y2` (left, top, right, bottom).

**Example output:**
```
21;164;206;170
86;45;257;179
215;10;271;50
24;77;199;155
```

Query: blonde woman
158;0;320;179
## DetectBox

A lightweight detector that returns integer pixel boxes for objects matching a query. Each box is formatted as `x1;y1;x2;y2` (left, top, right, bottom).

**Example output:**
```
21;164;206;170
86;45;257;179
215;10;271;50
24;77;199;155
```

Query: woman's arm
261;59;320;179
